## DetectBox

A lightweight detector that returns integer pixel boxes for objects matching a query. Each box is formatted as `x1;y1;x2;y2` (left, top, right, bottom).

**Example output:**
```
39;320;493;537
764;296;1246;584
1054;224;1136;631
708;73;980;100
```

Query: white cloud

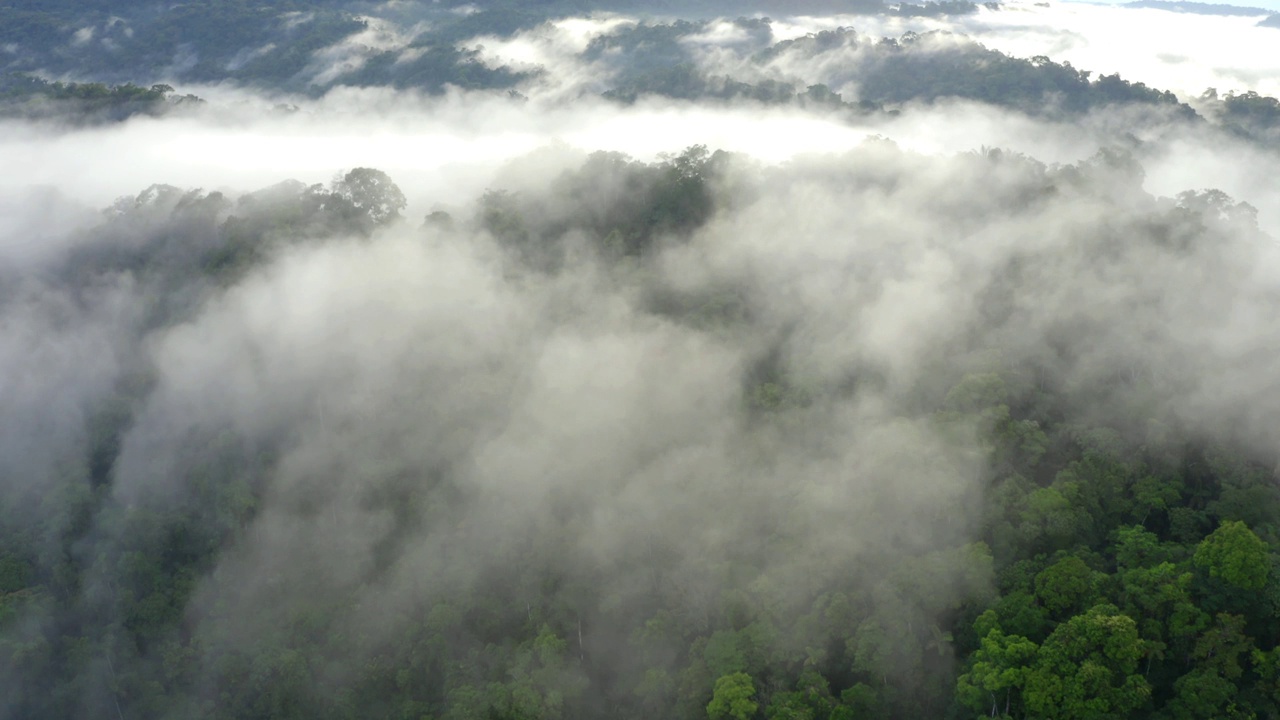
771;1;1280;98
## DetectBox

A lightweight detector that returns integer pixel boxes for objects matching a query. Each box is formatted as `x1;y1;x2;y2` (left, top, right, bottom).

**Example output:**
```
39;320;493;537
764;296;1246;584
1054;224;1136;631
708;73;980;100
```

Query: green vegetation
1200;89;1280;143
606;25;1194;121
0;73;201;123
0;1;365;87
3;140;1280;718
891;1;981;17
9;1;1280;149
6;3;1280;719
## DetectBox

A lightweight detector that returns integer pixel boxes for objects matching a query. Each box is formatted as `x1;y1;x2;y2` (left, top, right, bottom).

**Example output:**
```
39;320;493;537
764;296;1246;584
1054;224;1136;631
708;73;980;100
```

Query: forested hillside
3;139;1280;719
8;9;1280;145
4;1;1280;719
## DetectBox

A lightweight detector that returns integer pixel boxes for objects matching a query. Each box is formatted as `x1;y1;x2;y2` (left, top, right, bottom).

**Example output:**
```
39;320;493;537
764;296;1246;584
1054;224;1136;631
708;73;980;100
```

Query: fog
3;2;1280;718
771;1;1280;98
6;2;1278;213
5;96;1278;239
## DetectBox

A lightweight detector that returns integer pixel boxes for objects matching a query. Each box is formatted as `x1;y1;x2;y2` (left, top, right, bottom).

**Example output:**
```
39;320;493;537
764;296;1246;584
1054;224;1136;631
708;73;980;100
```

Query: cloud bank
4;3;1280;717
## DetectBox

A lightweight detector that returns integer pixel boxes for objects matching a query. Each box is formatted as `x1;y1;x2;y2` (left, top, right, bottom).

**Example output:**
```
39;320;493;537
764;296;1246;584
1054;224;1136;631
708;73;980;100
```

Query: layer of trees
1199;89;1280;144
0;74;202;123
1124;1;1272;16
3;142;1280;719
605;24;1194;122
8;2;1280;148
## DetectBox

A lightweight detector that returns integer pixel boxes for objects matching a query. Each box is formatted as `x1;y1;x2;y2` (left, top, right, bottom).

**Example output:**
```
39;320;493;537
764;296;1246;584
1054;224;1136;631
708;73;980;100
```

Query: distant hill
1124;0;1271;14
1260;12;1280;25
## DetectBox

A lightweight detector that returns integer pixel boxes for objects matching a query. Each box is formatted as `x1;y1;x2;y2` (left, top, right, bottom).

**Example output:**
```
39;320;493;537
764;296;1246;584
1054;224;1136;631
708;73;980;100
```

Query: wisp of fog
4;2;1280;718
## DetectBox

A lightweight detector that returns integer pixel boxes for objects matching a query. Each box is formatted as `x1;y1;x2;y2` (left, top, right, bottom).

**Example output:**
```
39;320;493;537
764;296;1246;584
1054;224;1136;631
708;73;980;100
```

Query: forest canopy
3;2;1280;720
3;138;1280;719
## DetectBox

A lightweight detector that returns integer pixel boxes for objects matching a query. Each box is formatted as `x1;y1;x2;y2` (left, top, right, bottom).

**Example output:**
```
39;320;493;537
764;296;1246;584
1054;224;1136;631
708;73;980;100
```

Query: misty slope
6;2;1280;720
1120;0;1280;28
597;23;1191;120
3;137;1280;719
0;74;204;125
11;3;1280;148
1123;0;1271;15
0;0;794;90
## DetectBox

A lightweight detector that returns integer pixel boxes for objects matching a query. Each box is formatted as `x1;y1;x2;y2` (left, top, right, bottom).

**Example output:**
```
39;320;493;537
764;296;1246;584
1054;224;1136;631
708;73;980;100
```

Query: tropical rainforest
3;1;1280;720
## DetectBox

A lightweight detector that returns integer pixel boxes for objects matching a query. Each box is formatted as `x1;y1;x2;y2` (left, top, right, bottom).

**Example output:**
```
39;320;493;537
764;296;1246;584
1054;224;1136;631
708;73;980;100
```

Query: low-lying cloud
4;3;1280;717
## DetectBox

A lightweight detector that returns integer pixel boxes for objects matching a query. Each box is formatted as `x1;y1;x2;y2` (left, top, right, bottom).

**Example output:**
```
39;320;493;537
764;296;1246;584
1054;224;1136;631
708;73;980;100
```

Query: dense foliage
9;1;1280;147
1203;90;1280;144
0;1;365;88
6;3;1280;719
604;24;1194;122
0;74;201;123
3;139;1280;719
